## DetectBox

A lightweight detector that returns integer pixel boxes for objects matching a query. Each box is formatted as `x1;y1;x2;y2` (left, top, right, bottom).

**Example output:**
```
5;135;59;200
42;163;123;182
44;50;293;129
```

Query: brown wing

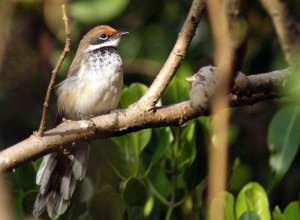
56;44;84;122
67;50;83;77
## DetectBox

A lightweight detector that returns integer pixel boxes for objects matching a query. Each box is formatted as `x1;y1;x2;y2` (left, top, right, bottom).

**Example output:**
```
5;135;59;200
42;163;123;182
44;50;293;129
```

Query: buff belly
56;50;123;120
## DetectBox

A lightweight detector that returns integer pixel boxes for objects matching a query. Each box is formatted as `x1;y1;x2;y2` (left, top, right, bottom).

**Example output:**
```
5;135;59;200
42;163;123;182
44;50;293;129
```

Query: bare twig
260;0;300;65
36;4;71;136
0;174;16;220
138;0;205;110
233;68;290;94
206;0;246;219
0;67;290;172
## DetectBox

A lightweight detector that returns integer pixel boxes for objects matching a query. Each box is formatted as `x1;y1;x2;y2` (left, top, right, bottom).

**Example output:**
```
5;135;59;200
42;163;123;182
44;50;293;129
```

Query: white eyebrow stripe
85;38;120;52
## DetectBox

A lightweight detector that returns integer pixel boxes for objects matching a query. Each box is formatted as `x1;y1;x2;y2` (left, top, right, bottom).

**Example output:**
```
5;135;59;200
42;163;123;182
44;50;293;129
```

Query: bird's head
80;25;129;52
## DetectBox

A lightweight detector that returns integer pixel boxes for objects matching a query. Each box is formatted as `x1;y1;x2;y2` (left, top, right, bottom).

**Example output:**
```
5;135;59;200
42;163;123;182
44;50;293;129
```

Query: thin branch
36;4;71;137
233;68;290;94
138;0;205;110
206;0;246;219
0;67;291;172
260;0;300;65
230;92;278;107
0;174;16;220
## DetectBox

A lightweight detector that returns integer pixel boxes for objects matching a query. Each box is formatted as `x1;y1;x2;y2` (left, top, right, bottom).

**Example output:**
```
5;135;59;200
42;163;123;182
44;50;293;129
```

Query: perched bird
33;25;128;219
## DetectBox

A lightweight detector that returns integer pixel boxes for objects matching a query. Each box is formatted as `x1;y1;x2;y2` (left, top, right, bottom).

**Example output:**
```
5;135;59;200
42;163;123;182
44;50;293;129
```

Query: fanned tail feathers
33;144;90;219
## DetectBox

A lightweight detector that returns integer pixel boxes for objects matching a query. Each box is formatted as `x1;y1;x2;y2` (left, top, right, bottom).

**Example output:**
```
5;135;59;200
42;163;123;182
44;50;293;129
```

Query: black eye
99;33;108;40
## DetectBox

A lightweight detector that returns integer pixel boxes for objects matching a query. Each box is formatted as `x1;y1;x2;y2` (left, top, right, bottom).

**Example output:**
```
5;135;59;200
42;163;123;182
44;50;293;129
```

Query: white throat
85;38;121;52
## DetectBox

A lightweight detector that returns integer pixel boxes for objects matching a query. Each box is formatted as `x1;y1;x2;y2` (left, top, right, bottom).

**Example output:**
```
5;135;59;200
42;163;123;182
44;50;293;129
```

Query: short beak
118;31;129;36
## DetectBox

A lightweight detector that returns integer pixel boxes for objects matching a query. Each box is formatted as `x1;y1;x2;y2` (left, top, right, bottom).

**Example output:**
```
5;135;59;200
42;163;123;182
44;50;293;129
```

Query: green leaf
123;178;147;206
79;178;94;203
22;190;37;215
283;201;300;220
119;83;148;108
229;158;252;192
210;192;235;220
176;121;197;169
151;128;173;165
236;182;271;220
143;194;154;217
70;0;130;24
272;206;286;220
112;83;152;175
17;163;36;192
161;63;192;105
239;211;261;220
112;129;152;175
268;106;300;188
150;168;171;199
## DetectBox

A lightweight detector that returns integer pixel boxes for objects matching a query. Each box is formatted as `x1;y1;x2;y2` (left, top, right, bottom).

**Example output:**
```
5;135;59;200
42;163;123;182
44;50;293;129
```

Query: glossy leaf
236;182;271;220
283;201;300;220
272;206;286;220
143;194;154;217
268;106;300;188
112;83;152;175
239;211;261;220
119;83;148;108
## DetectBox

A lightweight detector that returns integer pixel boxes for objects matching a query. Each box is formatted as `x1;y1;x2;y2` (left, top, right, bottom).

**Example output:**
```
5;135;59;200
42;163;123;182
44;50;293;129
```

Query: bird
33;25;128;219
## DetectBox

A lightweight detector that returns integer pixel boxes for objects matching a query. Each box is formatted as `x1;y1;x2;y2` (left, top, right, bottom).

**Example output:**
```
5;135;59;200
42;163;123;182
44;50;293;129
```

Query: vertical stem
205;0;240;219
165;129;179;220
36;4;71;136
0;174;16;220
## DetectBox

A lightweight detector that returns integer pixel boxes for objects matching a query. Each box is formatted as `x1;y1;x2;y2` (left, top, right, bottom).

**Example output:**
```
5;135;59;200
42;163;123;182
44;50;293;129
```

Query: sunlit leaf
268;106;300;188
272;206;286;220
236;182;271;220
119;83;148;108
143;194;154;217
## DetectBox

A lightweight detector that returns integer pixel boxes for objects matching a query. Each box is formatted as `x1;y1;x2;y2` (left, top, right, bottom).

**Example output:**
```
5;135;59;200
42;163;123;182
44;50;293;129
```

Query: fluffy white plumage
57;48;123;119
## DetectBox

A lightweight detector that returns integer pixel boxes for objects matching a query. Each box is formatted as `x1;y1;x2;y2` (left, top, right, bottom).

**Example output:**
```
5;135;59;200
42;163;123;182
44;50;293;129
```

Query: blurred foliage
1;0;300;219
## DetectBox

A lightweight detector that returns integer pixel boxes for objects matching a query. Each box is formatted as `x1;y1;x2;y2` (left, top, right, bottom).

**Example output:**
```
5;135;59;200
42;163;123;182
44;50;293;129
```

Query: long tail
33;143;90;219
